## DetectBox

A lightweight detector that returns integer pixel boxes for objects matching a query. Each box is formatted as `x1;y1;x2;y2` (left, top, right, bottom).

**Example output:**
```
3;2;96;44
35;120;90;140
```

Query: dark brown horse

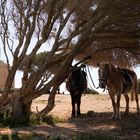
98;63;139;120
66;68;87;117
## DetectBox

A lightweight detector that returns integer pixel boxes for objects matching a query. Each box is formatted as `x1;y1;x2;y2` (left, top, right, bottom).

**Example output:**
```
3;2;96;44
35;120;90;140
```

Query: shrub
30;113;65;125
0;111;65;128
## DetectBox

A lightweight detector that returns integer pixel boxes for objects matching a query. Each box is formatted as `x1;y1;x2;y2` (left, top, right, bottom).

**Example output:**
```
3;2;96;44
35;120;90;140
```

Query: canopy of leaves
16;0;140;76
73;0;140;68
0;0;140;118
0;0;140;91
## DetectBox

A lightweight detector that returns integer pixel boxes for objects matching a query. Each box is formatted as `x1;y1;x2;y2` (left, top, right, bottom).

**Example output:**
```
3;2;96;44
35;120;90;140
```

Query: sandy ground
1;94;140;139
32;94;138;119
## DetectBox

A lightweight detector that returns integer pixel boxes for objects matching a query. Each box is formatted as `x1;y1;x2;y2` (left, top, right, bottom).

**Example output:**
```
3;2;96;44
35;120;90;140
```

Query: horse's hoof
111;116;116;120
111;114;115;119
112;117;121;121
77;112;81;116
71;114;75;117
114;116;121;120
111;115;121;120
122;112;128;116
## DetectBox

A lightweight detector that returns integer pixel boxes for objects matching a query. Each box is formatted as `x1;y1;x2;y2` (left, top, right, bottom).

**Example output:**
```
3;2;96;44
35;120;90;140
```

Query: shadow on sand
2;111;140;140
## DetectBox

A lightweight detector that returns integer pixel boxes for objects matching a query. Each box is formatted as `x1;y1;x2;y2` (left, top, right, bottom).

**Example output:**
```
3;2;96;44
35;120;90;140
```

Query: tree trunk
11;94;32;119
0;89;32;122
0;44;76;120
40;91;56;115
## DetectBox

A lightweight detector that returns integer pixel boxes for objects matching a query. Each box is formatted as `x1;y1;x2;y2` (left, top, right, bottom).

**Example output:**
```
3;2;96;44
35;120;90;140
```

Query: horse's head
68;67;87;93
98;63;109;89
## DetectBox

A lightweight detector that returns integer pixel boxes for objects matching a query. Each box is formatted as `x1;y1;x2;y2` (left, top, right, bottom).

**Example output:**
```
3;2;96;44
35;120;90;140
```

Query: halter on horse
98;63;139;120
66;67;87;117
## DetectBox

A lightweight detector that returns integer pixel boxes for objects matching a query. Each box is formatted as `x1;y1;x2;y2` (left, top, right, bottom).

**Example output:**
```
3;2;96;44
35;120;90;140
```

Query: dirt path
1;94;140;139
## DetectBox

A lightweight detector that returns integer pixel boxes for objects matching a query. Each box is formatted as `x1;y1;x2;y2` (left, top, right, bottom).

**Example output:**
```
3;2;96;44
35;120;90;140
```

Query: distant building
0;60;14;89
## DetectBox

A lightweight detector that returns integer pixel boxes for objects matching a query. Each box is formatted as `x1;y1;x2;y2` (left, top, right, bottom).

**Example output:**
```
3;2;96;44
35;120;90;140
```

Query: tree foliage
0;0;140;119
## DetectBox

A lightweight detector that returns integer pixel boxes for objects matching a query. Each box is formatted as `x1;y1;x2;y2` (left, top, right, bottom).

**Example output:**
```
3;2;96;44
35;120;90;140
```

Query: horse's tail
130;71;137;102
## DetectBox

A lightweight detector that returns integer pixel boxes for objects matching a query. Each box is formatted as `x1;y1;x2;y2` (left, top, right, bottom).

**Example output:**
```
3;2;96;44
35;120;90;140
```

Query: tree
0;0;140;120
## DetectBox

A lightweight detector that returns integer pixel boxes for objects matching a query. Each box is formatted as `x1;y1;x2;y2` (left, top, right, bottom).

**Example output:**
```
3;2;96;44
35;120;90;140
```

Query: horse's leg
116;93;121;120
109;92;116;119
134;90;140;114
77;93;82;116
71;93;76;117
132;74;140;114
123;94;129;115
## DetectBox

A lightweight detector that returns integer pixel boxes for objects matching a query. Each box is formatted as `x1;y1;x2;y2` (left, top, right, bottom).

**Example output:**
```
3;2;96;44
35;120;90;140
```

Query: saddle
117;68;132;93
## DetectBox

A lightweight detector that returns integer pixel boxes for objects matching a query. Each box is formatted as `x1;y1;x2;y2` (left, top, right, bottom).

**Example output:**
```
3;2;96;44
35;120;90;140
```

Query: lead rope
86;66;99;90
81;67;87;96
84;67;94;91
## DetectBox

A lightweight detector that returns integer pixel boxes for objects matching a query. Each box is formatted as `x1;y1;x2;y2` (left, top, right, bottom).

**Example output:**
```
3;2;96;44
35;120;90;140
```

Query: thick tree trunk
0;44;77;120
11;93;32;119
0;89;32;121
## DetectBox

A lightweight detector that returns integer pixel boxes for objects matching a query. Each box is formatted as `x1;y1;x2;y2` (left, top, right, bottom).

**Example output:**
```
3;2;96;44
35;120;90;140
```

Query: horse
66;68;87;117
98;63;139;120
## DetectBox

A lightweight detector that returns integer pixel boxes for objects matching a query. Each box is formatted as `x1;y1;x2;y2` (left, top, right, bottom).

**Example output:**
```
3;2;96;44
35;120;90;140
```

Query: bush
0;111;65;128
0;114;29;128
30;113;65;125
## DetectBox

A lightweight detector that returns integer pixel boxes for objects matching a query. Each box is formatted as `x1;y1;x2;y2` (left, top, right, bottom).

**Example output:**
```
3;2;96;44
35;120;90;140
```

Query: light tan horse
98;63;139;120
